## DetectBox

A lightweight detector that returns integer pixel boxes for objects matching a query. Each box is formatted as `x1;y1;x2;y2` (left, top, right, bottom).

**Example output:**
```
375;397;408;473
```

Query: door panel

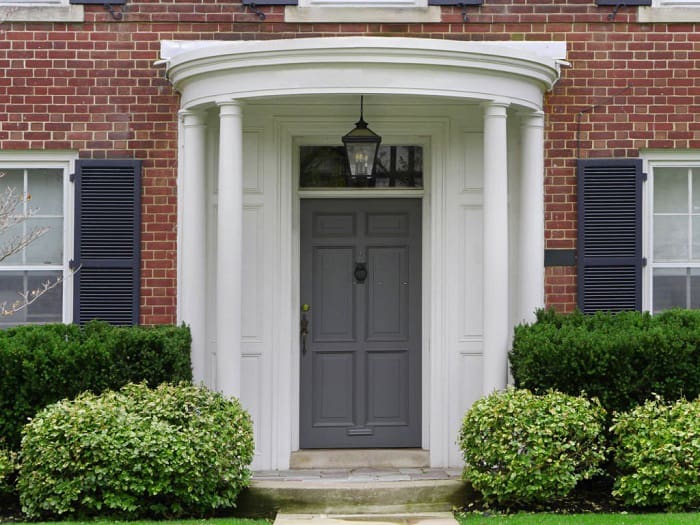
314;247;356;342
300;199;421;448
367;246;409;341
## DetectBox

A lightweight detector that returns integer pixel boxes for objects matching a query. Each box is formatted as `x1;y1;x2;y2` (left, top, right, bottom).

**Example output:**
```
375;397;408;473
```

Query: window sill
638;5;700;22
0;4;83;22
284;6;441;22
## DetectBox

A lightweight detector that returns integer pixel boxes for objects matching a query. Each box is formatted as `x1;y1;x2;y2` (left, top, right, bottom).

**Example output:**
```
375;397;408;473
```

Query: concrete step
236;473;471;517
290;450;430;469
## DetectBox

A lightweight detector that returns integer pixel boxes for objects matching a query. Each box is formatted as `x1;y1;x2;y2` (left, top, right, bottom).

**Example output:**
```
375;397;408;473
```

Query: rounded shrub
18;382;254;519
611;397;700;510
459;387;607;506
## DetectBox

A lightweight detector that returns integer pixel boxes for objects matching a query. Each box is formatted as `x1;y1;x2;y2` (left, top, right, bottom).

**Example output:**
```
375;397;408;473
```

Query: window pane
694;216;700;261
653;268;688;313
27;169;63;216
0;222;24;265
654;215;688;261
24;218;63;265
654;168;688;213
691;269;700;309
0;270;62;326
693;169;700;213
0;169;25;217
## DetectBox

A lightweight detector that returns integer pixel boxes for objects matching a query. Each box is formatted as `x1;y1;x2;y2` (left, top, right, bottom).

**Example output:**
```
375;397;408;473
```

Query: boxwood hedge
510;309;700;414
0;321;191;450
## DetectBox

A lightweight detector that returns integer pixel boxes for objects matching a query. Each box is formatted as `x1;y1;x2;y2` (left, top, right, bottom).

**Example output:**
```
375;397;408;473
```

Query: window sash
0;161;72;325
649;162;700;312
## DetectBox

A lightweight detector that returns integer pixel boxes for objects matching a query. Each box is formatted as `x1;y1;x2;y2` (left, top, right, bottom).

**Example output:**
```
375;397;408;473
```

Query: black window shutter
577;158;643;313
74;159;141;325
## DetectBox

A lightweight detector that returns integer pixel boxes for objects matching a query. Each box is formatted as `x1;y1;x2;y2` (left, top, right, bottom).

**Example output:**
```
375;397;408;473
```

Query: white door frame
270;116;450;468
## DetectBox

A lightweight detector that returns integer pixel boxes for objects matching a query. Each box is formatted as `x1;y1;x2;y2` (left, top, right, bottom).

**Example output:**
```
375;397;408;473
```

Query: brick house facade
1;0;698;468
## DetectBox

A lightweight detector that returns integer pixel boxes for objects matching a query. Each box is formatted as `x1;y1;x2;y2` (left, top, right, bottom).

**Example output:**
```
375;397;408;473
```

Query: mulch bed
459;476;634;516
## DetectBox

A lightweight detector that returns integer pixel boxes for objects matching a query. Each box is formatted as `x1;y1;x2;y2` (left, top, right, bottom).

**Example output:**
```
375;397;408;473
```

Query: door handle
300;305;310;355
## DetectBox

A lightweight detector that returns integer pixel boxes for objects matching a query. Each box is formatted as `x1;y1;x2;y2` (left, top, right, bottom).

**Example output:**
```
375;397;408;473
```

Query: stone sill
638;5;700;22
285;6;441;23
0;4;83;22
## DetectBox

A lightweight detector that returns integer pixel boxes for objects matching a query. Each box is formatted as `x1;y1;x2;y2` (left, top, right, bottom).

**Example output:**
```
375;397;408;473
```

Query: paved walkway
274;513;459;525
253;467;463;483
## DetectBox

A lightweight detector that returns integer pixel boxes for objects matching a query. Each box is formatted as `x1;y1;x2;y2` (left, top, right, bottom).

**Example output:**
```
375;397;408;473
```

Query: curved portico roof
163;37;566;111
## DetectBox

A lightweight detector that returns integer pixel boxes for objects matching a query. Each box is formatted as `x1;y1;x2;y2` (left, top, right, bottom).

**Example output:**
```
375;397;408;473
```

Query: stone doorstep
236;478;471;517
274;513;459;525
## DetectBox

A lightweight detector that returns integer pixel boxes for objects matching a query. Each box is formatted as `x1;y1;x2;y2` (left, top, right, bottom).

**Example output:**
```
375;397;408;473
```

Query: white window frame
642;150;700;312
0;0;83;22
0;151;76;324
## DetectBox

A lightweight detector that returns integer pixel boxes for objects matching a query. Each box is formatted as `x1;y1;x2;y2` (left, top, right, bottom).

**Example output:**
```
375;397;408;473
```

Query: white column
216;101;243;398
518;111;545;324
482;102;510;395
180;110;208;383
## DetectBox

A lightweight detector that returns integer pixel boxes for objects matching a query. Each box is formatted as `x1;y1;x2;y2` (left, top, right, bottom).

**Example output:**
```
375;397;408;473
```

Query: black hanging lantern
342;96;382;180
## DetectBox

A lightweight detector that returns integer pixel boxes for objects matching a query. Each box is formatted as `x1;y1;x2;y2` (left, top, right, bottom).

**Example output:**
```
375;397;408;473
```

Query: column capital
179;109;207;127
217;99;244;117
519;110;545;129
482;100;510;118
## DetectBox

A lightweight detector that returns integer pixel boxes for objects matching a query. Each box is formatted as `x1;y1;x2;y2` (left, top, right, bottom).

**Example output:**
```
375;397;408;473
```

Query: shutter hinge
642;257;647;267
69;172;76;183
642;172;648;182
69;259;78;270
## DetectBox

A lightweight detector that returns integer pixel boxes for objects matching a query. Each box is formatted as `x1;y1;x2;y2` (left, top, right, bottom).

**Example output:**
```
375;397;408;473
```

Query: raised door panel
366;246;409;341
313;247;356;342
365;350;409;425
311;352;355;427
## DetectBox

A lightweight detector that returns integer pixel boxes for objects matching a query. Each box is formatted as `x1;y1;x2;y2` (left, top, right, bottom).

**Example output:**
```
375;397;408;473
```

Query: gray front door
300;199;421;448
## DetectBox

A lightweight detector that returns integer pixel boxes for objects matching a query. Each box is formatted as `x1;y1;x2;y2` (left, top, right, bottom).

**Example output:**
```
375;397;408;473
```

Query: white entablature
162;37;565;111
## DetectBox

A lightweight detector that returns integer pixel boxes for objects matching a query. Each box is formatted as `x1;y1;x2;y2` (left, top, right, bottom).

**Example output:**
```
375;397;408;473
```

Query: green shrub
510;308;700;414
0;321;191;451
611;397;700;510
459;388;606;506
0;447;18;500
18;382;254;519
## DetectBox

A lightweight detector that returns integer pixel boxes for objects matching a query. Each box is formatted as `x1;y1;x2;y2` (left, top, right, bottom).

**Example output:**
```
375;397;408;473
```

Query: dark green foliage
0;322;191;450
459;388;606;506
0;447;18;502
510;309;700;414
611;397;700;510
19;383;254;519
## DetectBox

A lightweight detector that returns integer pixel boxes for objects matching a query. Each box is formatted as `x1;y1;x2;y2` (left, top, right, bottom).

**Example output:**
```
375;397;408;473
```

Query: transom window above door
299;145;423;189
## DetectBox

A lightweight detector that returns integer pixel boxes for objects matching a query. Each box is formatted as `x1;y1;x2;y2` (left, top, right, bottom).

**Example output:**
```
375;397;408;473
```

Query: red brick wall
1;2;698;320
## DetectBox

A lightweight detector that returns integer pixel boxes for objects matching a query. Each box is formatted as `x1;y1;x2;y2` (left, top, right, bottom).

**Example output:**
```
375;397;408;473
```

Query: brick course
1;1;698;319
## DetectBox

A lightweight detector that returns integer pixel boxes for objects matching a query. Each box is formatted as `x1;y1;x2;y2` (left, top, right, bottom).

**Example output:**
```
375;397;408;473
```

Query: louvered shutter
577;159;643;313
74;160;141;325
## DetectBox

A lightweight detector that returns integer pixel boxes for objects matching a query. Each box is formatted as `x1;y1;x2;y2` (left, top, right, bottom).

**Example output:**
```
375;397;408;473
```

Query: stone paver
274;513;458;525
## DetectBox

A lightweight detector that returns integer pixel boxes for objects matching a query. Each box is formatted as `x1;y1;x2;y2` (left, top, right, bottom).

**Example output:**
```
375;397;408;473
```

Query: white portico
164;37;563;470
